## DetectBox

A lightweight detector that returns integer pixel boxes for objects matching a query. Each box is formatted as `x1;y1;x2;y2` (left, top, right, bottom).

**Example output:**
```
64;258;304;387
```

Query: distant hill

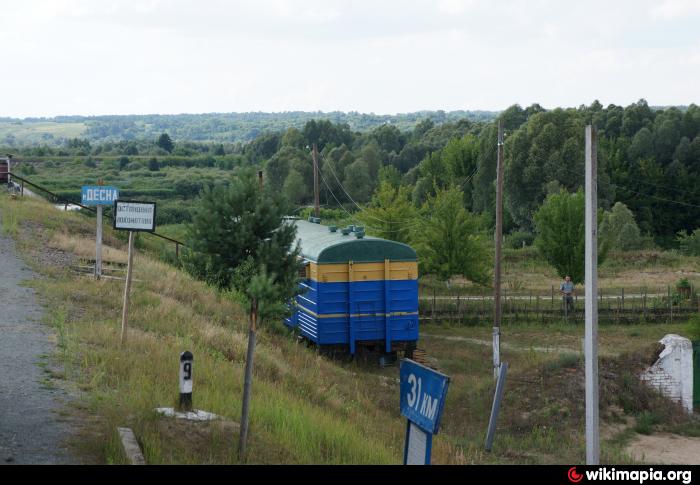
0;110;498;146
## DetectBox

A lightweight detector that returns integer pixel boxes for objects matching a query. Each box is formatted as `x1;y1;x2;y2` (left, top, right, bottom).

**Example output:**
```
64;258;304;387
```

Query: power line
558;165;700;210
313;148;484;234
315;162;388;233
318;151;364;212
608;171;698;197
316;151;417;225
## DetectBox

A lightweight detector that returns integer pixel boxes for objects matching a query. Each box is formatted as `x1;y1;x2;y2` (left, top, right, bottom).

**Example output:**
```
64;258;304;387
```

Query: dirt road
0;232;77;464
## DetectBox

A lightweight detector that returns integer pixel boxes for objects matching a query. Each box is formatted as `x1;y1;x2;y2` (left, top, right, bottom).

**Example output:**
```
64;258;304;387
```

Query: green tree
264;146;307;193
533;189;609;283
157;133;174;153
370;124;405;153
598;202;645;251
343;159;373;203
412;186;491;285
281;127;305;149
677;228;700;256
357;182;417;243
183;168;301;295
378;165;402;188
282;169;307;205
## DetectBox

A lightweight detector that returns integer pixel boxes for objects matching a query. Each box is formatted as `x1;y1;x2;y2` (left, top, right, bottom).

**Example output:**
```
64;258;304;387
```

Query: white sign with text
114;200;156;232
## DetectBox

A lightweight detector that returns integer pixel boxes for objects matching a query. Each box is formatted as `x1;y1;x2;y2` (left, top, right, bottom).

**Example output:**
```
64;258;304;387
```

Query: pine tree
183;168;301;321
156;133;174;153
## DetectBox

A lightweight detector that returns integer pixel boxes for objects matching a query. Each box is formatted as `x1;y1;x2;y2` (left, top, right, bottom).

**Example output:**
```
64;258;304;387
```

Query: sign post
400;359;450;465
112;200;156;346
81;184;119;279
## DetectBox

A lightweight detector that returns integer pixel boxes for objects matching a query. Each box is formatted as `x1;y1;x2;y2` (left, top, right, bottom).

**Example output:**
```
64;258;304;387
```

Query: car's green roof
289;219;417;264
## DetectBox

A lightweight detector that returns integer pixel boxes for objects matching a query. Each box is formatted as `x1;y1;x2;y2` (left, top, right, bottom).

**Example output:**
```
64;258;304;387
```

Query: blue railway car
284;218;419;356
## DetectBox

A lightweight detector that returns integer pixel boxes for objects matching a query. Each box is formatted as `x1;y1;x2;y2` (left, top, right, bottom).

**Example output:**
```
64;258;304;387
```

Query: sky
1;0;699;118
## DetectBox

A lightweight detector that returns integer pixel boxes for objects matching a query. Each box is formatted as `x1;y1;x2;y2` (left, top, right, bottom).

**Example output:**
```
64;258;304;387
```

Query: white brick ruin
640;334;694;414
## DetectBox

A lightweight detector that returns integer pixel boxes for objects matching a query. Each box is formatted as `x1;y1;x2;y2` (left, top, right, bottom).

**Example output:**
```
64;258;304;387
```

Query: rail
7;172;185;257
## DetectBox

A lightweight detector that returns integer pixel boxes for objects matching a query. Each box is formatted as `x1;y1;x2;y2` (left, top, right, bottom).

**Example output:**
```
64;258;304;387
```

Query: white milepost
179;351;193;412
585;125;600;464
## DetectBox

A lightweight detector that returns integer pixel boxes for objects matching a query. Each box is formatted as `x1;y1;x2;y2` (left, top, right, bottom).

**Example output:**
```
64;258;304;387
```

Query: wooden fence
418;285;700;324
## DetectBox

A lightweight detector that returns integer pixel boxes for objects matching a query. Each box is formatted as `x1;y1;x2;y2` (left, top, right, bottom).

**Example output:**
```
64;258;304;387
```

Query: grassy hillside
1;191;698;464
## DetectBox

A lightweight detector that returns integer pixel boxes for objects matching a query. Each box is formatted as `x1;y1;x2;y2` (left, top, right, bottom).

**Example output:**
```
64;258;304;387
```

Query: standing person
560;275;575;315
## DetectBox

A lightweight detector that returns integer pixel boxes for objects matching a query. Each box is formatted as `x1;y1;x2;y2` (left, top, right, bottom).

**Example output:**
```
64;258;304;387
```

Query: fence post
456;292;461;323
432;286;436;321
621;288;625;313
551;285;554;313
479;290;485;322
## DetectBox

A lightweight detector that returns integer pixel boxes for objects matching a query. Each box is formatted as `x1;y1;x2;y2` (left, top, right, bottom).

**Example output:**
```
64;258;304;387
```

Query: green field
0;121;87;145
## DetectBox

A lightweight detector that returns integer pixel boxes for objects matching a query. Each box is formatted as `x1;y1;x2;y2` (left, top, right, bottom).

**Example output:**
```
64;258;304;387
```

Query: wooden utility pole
493;121;504;381
120;231;135;346
312;143;320;218
239;298;257;461
584;125;600;465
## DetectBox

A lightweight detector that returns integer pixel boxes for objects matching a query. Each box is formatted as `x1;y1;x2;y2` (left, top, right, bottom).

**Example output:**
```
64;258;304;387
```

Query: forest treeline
258;100;700;247
0;109;496;145
6;100;700;247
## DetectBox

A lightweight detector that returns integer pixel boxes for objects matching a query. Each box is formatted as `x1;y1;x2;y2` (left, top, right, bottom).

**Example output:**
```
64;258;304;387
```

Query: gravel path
421;332;619;358
0;232;77;464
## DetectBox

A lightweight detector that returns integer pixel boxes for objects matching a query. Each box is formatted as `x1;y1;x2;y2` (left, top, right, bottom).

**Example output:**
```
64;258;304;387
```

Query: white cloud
437;0;475;15
651;0;700;19
0;0;697;117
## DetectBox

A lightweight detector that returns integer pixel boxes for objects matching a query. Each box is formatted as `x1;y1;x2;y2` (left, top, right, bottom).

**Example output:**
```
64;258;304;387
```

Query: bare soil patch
626;433;700;465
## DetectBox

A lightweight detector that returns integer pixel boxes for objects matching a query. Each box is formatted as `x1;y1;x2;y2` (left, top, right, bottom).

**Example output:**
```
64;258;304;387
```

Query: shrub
677;228;700;256
634;411;660;435
157;205;193;225
599;202;646;251
506;230;534;249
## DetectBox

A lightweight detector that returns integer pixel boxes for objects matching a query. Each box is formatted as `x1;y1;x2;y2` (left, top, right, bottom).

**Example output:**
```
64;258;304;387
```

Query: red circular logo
568;467;584;483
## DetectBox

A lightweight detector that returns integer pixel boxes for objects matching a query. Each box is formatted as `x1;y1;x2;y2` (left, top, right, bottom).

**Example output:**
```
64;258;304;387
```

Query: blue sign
400;359;450;435
82;186;119;206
